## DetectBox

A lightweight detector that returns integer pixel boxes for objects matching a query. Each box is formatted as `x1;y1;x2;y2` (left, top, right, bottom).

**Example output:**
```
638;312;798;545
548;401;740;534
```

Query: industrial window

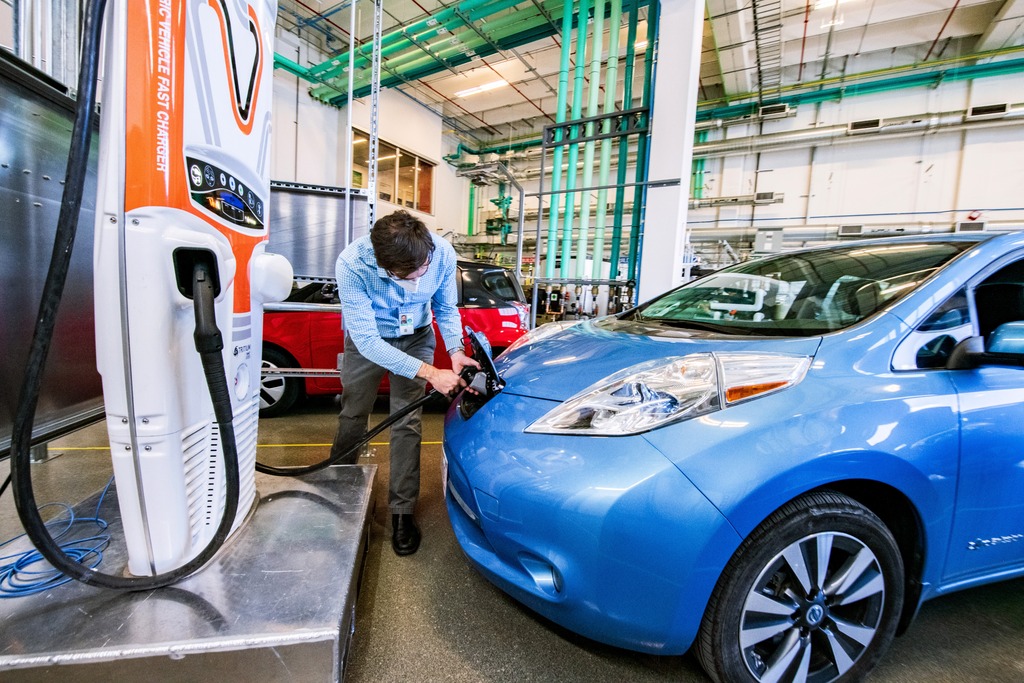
350;129;434;215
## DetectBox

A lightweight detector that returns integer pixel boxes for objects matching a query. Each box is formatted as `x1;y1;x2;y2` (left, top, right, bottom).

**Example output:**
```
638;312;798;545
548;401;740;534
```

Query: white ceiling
277;0;1024;144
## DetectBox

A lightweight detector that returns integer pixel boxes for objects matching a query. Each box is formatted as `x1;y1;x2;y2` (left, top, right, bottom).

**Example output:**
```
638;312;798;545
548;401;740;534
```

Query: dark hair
370;210;434;277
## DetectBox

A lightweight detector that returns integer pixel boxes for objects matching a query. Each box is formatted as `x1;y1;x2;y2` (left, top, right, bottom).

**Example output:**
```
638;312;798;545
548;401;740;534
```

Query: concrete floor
3;396;1024;682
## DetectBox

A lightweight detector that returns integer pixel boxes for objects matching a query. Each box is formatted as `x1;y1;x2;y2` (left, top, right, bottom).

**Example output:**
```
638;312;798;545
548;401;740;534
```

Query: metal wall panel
0;50;103;457
269;182;370;279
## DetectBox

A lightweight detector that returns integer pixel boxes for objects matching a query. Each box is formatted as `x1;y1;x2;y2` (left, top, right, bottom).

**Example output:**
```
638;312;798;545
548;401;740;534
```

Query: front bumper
443;391;742;655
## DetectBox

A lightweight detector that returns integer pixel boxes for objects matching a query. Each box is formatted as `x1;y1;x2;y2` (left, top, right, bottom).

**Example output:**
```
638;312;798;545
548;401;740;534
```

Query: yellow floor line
51;441;442;451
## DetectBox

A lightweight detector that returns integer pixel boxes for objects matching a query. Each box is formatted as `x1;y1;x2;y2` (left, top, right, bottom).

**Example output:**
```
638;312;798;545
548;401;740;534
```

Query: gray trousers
329;326;435;514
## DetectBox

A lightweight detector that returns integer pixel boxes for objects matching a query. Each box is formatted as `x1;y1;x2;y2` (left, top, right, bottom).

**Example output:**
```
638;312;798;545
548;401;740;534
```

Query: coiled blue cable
0;476;114;597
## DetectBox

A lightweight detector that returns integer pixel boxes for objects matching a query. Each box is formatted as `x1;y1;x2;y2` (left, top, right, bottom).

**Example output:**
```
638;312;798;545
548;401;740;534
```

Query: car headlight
525;353;811;436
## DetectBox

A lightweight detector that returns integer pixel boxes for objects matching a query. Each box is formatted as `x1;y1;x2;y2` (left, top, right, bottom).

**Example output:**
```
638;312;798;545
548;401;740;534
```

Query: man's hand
417;363;465;396
449;349;480;377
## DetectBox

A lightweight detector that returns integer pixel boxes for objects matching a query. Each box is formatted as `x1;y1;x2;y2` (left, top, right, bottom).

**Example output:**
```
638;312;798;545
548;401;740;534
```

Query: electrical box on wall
754;229;784;252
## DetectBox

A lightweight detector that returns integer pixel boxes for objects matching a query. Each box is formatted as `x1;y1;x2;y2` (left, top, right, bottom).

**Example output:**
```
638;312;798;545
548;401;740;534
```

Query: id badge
398;309;415;336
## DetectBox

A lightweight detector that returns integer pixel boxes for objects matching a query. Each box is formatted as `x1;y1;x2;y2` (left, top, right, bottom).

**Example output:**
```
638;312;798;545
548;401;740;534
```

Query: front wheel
696;491;904;683
259;346;301;418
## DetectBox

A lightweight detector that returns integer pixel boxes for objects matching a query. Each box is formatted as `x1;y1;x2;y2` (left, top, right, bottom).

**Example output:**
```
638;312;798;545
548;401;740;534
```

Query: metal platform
0;465;375;682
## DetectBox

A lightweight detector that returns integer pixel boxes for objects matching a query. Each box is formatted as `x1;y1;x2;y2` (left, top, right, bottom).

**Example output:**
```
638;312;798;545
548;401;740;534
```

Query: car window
631;241;975;337
973;259;1024;341
480;271;521;301
284;282;339;304
460;267;524;307
892;288;973;370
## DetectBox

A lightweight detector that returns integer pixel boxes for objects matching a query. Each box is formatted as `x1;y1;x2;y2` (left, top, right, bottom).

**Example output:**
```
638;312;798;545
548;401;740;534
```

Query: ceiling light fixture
454;80;508;98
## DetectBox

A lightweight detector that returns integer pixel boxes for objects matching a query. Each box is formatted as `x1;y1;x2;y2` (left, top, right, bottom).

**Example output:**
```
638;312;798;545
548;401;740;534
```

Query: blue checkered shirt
335;233;462;378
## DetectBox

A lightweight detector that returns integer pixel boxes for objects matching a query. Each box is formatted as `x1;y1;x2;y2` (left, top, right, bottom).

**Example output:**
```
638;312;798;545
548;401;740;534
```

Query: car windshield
630;241;976;337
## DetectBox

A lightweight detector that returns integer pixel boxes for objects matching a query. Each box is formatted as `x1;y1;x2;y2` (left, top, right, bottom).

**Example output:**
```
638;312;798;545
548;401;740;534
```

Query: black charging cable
256;334;500;478
255;392;438;477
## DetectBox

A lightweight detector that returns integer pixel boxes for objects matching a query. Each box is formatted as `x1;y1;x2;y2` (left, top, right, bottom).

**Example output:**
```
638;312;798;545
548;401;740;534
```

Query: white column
637;0;704;302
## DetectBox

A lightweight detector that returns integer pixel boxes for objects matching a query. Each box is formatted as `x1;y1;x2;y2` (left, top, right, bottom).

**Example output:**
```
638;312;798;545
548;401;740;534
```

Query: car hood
493;318;823;402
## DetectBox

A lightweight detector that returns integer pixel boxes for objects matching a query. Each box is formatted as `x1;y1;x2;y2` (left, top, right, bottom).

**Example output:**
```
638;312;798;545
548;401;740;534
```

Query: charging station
91;0;290;578
2;1;377;678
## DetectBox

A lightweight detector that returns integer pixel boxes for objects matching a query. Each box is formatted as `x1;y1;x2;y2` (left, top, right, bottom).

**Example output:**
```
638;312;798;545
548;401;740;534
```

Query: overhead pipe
484;105;1023;176
698;44;1024;113
323;4;571;103
797;0;811;82
608;0;638;280
309;0;521;98
443;138;545;163
311;0;558;100
430;42;1024;165
692;109;1024;159
626;1;657;282
924;0;962;62
309;0;498;80
560;0;591;278
576;0;605;279
696;57;1024;123
546;0;576;278
592;0;622;280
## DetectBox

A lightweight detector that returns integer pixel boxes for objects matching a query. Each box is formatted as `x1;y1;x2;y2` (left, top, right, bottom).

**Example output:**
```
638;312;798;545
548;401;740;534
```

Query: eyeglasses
388;252;432;281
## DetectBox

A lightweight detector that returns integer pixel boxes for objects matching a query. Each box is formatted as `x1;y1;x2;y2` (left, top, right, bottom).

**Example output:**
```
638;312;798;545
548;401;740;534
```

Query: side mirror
947;324;1024;369
989;321;1024;355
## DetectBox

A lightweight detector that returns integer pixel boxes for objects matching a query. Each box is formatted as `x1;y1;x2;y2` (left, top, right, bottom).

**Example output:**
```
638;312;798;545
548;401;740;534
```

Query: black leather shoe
392;513;421;556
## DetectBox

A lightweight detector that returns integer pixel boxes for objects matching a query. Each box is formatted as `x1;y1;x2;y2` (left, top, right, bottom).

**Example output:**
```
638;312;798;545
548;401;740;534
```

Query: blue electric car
443;233;1024;683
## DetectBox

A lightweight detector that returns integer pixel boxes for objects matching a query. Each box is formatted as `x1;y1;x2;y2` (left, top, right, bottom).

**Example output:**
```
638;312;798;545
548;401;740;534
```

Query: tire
695;491;904;683
259;346;301;418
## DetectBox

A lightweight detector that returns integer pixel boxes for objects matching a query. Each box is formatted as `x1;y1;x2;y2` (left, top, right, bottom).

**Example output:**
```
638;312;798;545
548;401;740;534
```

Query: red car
259;261;529;416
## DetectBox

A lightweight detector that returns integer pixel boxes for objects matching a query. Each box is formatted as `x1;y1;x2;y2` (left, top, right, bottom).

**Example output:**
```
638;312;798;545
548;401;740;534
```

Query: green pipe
561;0;591;278
576;0;605;278
315;7;549;102
607;0;638;280
691;130;707;200
274;53;309;79
695;57;1024;123
592;0;621;280
626;0;657;282
431;52;1024;164
312;0;556;91
468;183;476;236
309;0;653;106
443;139;544;163
699;44;1024;112
546;0;576;279
309;0;498;79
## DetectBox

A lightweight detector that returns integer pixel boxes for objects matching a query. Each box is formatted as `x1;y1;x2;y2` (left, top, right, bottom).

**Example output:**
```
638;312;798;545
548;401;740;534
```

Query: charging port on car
459;328;504;419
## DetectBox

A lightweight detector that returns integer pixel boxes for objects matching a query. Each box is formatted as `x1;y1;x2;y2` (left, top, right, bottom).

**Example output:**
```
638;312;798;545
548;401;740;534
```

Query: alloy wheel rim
259;359;286;409
739;531;886;683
